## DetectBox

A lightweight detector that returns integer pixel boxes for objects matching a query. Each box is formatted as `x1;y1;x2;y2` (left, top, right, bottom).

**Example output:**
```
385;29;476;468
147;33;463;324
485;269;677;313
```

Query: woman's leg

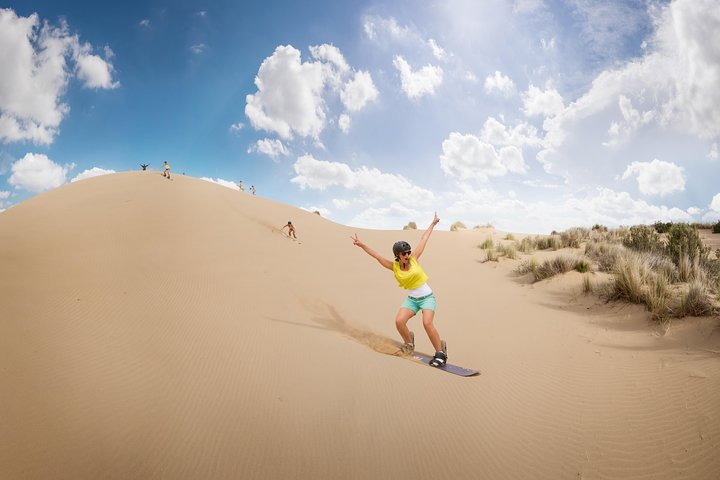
421;309;442;352
394;308;416;344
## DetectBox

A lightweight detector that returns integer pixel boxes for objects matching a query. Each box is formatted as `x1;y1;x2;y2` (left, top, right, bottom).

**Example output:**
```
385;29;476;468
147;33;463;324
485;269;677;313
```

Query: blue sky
1;0;718;233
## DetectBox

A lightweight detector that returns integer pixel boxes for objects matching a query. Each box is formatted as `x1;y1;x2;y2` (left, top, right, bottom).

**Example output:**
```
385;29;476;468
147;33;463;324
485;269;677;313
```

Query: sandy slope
1;171;718;480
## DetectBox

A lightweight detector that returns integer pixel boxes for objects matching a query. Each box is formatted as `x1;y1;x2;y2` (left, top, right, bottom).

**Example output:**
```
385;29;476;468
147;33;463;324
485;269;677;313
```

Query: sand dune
1;171;718;479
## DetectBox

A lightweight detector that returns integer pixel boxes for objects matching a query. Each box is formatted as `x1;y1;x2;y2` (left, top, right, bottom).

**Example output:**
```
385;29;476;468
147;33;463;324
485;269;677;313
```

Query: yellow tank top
393;256;428;290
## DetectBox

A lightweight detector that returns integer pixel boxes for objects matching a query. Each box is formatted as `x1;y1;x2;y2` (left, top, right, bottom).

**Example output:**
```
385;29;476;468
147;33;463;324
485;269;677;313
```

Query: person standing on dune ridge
351;212;447;367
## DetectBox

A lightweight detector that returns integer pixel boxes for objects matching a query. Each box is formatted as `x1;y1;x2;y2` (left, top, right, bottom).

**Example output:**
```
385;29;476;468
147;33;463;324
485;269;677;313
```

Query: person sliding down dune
351;212;447;367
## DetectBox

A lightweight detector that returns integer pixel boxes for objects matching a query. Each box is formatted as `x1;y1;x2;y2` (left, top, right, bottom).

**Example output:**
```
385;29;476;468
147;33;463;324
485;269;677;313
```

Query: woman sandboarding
351;212;447;367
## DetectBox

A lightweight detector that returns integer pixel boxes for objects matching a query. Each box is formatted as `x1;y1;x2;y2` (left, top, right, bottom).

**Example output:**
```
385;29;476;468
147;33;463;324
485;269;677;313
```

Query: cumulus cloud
338;114;351;133
9;153;74;193
200;177;240;190
340;70;378;112
522;85;564;118
445;186;692;233
539;0;720;173
393;55;443;99
245;44;376;140
621;158;685;196
605;95;655;145
0;8;118;144
245;45;326;139
484;71;516;96
249;138;289;159
290;154;434;205
710;193;720;212
440;132;527;183
480;117;544;150
71;167;115;182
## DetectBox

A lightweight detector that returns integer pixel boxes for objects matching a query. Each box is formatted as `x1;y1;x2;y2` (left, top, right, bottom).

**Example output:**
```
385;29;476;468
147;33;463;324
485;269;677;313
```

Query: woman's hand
351;233;364;248
431;211;440;226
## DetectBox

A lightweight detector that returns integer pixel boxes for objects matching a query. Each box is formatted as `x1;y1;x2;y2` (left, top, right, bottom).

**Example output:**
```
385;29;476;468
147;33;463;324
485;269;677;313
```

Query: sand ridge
1;171;718;479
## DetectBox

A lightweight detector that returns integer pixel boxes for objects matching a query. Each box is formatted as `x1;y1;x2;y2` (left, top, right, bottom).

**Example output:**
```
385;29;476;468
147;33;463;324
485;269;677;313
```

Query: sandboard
399;351;480;377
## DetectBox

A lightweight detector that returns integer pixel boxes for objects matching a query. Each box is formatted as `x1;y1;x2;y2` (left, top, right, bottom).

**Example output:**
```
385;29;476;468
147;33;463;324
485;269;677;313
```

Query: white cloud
480;117;543;149
513;0;545;15
708;142;718;160
71;167;115;182
605;95;655;145
428;39;446;59
139;19;150;28
229;122;244;133
440;132;527;183
290;154;434;205
621;158;685;196
539;0;720;174
338;114;351;133
445;186;692;234
200;177;239;190
393;55;443;99
245;44;376;140
340;70;378;112
332;198;350;209
710;193;720;212
249;138;289;159
686;206;700;216
351;202;422;230
301;205;331;217
9;153;74;193
190;44;206;55
73;43;119;89
0;8;118;144
522;85;564;117
540;37;556;52
362;16;411;42
309;44;350;75
484;71;516;96
245;45;326;139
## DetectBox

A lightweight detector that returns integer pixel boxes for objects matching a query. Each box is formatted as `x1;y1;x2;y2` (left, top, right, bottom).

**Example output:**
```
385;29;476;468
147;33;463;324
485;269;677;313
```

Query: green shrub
713;221;720;234
403;221;417;230
623;225;664;253
610;252;649;304
485;247;499;262
534;255;577;281
665;223;710;267
479;237;494;249
519;237;533;253
678;282;714;317
515;258;539;275
575;259;590;273
653;221;673;234
450;221;467;231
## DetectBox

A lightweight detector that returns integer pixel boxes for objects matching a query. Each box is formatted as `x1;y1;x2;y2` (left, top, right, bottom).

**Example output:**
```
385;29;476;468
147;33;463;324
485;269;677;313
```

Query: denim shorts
401;293;436;314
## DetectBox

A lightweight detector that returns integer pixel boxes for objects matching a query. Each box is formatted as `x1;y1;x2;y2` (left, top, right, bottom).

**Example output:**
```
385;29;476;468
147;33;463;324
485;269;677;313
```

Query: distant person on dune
162;161;171;180
238;180;245;191
281;221;297;240
250;185;256;195
351;212;447;367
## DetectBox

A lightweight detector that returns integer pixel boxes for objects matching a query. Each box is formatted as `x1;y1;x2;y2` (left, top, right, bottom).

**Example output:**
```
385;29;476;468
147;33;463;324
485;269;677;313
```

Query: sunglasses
399;250;411;256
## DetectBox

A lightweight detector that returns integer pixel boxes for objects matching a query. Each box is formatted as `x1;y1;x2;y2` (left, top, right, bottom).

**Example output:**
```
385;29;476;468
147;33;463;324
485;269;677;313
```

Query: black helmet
392;240;412;258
